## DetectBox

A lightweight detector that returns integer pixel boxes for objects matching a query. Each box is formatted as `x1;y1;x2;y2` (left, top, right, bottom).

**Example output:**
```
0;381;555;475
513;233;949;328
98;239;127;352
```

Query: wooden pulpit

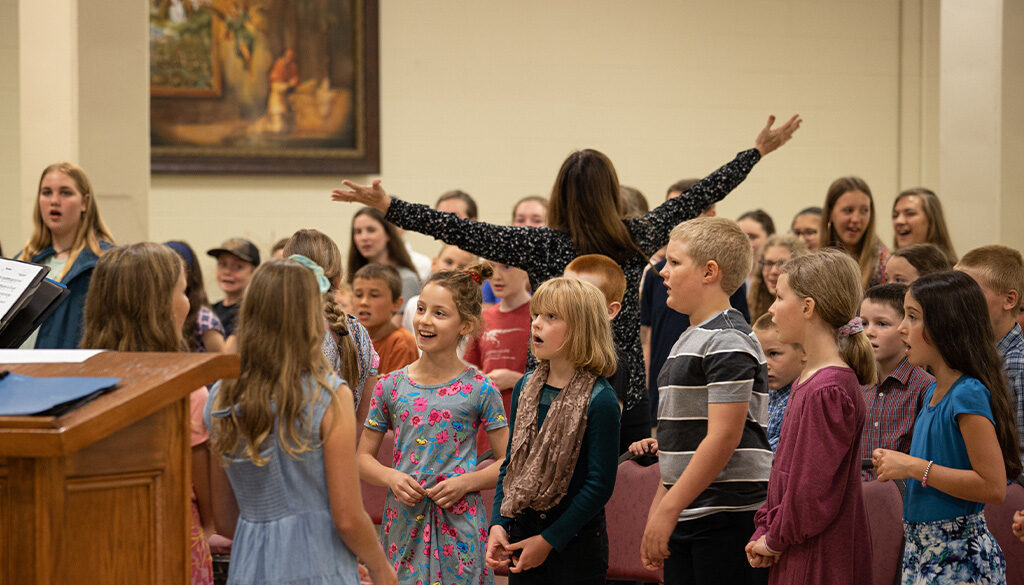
0;352;239;585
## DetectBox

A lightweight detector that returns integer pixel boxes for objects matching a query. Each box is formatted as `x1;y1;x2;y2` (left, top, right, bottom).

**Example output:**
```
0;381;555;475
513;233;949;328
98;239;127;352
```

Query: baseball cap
206;238;261;266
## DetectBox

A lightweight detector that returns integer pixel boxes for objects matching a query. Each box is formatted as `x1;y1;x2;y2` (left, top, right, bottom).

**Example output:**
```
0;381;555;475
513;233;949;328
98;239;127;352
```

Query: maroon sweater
751;366;872;585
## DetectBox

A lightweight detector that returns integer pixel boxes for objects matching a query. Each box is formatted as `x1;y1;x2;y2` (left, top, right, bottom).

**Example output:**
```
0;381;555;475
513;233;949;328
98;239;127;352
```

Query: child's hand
639;507;675;569
745;536;780;568
506;534;553;573
486;525;513;569
629;438;658;457
872;448;919;482
426;475;470;509
1013;509;1024;542
387;469;427;506
366;560;398;585
486;368;523;390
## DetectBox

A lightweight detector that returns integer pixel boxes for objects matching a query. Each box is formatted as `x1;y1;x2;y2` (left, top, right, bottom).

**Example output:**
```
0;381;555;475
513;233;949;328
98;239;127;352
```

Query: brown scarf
500;362;597;516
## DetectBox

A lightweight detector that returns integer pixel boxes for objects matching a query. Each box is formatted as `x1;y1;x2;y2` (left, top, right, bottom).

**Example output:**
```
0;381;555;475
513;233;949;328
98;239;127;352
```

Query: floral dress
365;367;507;584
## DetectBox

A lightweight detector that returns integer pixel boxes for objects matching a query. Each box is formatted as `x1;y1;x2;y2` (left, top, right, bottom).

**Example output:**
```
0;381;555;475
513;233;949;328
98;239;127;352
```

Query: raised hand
331;179;391;213
754;114;802;156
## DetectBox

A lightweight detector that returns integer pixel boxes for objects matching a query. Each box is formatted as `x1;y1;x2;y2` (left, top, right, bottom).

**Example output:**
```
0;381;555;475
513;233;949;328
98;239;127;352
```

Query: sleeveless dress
365;367;507;584
203;375;360;585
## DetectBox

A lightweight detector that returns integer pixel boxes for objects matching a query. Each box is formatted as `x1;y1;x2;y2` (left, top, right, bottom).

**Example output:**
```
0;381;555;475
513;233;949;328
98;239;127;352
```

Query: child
564;254;651;453
635;217;770;584
165;241;226;353
751;313;806;453
859;283;933;480
487;278;620;583
358;262;509;584
956;245;1024;466
885;243;952;285
205;258;396;585
353;263;419;376
16;162;115;349
747;234;808;324
206;237;260;344
873;270;1022;583
746;249;874;584
790;206;822;252
80;242;215;585
402;244;478;337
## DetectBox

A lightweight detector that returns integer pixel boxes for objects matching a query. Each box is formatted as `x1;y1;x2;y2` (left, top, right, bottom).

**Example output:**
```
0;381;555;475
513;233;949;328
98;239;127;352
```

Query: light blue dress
204;375;359;585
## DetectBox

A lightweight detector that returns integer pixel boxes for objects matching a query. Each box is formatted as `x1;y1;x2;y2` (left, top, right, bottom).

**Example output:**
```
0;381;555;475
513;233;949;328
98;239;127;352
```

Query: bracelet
921;460;934;488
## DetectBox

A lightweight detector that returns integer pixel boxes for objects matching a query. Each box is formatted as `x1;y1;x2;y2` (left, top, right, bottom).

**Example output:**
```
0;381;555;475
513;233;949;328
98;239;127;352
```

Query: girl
347;206;422;310
790;206;822;252
333;114;801;419
358;262;509;583
511;195;548;227
737;208;776;279
80;242;215;585
284;229;380;425
819;176;889;288
205;258;396;585
486;277;621;583
747;234;808;323
873;271;1021;584
746;249;875;585
891;187;957;263
16;162;115;349
884;243;953;285
165;240;227;353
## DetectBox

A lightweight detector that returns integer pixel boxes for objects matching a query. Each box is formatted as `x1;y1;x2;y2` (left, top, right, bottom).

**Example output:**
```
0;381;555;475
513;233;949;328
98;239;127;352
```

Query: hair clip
289;254;331;294
838;316;864;338
463;270;482;284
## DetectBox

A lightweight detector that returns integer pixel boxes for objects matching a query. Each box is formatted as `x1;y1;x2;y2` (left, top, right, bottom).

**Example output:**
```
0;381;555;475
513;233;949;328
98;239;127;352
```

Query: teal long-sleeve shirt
490;371;621;551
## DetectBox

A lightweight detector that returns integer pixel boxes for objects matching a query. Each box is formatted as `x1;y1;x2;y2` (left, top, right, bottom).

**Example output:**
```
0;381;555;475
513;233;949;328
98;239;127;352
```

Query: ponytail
839;329;878;386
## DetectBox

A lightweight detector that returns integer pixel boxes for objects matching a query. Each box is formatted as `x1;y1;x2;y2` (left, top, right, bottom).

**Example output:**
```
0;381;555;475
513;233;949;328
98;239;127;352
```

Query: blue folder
0;373;121;416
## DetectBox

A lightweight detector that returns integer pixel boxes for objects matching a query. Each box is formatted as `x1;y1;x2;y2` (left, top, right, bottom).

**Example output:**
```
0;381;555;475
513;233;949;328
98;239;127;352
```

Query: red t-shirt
463;301;531;381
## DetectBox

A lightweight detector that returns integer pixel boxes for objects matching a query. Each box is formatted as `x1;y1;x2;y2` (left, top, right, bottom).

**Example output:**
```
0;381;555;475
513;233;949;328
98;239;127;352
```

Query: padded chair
605;458;663;583
984;482;1024;584
861;479;905;585
360;429;395;524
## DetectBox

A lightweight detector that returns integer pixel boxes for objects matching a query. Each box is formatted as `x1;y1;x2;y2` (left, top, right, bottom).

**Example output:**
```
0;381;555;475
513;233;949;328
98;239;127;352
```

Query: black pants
508;509;608;584
663;511;769;585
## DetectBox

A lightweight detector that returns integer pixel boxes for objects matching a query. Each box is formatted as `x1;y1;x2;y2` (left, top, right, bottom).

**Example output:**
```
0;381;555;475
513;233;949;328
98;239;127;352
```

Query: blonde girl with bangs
487;278;620;583
205;258;396;585
80;242;214;585
283;229;380;427
358;262;509;584
17;162;114;349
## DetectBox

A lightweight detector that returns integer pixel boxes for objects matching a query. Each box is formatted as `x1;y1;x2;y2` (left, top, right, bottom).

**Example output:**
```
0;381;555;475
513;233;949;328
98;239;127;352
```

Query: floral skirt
902;512;1005;585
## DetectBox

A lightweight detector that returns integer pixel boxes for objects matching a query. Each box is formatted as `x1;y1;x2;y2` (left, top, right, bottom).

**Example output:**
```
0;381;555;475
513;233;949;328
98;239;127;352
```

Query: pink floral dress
365;367;507;584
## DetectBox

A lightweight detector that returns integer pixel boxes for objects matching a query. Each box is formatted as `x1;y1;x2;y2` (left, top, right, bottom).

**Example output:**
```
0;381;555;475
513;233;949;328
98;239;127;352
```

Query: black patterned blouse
385;148;762;408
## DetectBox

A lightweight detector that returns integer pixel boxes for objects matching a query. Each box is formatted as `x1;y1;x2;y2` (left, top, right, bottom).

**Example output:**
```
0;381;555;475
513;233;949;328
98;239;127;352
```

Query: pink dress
189;387;214;585
751;366;872;584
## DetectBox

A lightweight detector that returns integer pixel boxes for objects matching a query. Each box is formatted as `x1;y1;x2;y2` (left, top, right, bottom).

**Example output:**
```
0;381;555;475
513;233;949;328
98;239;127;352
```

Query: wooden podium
0;352;239;585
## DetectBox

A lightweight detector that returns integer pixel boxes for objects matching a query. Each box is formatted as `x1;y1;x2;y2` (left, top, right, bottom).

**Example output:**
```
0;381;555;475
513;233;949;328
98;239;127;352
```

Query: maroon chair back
360;430;395;524
861;479;904;585
605;459;663;582
985;482;1024;583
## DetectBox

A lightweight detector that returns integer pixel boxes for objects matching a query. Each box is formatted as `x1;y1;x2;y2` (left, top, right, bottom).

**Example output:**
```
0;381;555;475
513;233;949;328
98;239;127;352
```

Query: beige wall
0;0;20;256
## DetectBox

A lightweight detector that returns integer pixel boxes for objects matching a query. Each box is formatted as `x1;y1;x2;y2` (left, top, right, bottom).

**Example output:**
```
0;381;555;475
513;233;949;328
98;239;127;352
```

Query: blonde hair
80;243;185;352
283;229;359;386
422;261;494;338
956;245;1024;310
20;163;115;278
783;249;877;384
820;176;883;288
529;277;617;377
748;234;809;323
211;259;337;465
751;312;803;352
668;216;753;295
564;254;626;304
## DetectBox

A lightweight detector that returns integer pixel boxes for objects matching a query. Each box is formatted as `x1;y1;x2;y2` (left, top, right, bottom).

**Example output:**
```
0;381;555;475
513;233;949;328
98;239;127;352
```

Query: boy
858;283;932;479
751;313;806;452
206;237;260;344
353;263;418;376
956;245;1024;465
401;244;477;336
638;217;770;584
564;254;651;453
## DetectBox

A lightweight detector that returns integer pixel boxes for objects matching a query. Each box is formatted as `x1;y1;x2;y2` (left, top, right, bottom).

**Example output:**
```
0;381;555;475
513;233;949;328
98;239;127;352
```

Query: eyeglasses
761;260;785;270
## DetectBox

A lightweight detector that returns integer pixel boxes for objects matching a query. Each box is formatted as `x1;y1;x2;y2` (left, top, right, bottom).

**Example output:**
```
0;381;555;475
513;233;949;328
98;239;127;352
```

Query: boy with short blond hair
353;263;418;376
638;217;770;584
751;313;806;452
956;245;1024;464
565;254;650;452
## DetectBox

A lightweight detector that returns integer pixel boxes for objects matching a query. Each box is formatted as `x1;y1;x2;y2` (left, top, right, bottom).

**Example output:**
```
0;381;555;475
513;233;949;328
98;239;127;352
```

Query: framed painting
149;0;379;174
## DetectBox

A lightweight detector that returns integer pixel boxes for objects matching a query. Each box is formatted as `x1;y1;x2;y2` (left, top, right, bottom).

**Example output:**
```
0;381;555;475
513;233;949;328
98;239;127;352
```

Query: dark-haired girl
874;271;1022;584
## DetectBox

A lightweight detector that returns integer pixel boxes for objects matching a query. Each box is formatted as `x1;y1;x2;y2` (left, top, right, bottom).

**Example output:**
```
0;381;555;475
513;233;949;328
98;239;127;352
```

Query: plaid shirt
860;358;933;480
997;323;1024;464
766;383;791;453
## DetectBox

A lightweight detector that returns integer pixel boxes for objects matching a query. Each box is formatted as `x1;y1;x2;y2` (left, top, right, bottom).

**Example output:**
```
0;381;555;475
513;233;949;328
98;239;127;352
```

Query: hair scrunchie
463;269;482;284
288;254;331;294
838;316;864;338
